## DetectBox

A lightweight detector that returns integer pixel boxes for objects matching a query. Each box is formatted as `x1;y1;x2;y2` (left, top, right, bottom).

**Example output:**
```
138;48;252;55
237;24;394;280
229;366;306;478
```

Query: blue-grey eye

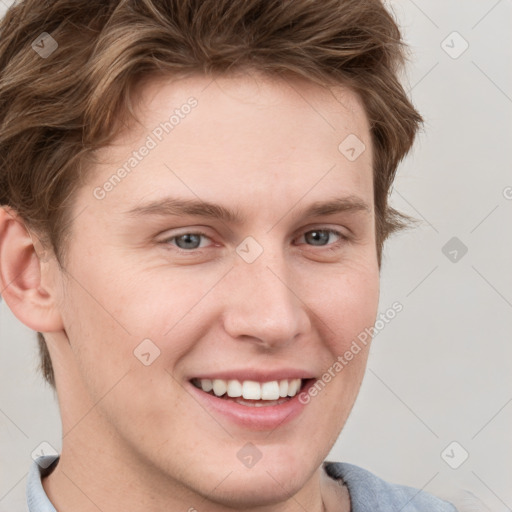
174;233;203;250
304;230;336;246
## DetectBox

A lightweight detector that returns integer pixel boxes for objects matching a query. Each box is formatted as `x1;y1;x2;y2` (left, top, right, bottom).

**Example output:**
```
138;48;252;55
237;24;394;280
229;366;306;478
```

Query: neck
42;435;345;512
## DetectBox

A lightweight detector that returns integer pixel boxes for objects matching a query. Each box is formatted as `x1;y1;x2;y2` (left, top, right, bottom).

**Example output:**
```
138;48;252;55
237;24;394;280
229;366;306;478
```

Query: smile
188;376;315;430
191;377;303;405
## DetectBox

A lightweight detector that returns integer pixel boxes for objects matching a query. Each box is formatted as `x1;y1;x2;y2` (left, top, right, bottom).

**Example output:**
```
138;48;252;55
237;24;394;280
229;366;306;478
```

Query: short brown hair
0;0;422;388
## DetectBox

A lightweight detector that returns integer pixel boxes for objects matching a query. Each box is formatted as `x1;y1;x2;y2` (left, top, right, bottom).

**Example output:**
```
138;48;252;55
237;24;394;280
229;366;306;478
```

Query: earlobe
0;207;64;333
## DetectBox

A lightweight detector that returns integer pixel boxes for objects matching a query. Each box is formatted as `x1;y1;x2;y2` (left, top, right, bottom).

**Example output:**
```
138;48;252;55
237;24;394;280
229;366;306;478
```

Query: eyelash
160;228;348;254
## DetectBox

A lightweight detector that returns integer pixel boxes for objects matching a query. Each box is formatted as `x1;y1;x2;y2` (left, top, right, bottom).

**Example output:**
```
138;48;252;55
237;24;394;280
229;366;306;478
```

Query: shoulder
324;461;458;512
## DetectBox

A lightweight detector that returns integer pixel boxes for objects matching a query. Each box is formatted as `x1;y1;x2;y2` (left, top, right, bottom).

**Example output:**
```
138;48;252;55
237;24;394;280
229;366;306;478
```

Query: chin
203;469;308;509
198;445;315;505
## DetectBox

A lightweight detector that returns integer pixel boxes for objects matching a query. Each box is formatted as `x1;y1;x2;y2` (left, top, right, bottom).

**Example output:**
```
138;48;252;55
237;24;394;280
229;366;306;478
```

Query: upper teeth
194;378;303;400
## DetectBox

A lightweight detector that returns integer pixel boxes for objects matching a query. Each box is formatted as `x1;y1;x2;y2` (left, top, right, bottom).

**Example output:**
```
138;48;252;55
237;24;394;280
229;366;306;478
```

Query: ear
0;207;64;332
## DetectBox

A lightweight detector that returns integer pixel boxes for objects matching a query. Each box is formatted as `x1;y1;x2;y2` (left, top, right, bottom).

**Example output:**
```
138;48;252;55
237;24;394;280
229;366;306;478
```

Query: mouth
190;377;312;407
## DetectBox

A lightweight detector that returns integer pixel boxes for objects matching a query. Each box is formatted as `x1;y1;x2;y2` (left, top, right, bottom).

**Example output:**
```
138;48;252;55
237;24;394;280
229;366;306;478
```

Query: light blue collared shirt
27;456;457;511
27;456;58;512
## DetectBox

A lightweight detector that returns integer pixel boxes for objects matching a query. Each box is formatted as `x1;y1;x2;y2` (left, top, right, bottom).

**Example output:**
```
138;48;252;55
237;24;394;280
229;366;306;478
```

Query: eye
297;228;345;247
162;231;212;251
160;227;347;253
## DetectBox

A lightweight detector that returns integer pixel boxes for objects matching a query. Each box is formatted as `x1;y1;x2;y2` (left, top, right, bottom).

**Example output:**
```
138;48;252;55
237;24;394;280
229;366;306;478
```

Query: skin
0;70;380;512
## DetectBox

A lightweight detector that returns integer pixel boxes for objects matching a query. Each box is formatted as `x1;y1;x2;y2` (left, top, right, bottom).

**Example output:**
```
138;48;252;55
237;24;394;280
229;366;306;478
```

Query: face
48;71;380;508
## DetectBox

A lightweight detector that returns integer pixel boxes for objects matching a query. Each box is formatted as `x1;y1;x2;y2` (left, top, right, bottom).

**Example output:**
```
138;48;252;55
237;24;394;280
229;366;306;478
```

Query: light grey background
1;0;511;511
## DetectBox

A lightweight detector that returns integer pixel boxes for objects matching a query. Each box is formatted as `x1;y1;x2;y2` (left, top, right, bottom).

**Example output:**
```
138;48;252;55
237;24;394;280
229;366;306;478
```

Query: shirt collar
26;456;59;512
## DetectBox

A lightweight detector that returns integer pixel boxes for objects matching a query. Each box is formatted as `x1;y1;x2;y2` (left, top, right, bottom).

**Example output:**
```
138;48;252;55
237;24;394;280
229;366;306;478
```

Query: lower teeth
208;390;290;407
231;396;290;407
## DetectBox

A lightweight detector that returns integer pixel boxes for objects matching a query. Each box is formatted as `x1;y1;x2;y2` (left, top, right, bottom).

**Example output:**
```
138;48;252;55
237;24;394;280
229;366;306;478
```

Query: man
0;0;457;510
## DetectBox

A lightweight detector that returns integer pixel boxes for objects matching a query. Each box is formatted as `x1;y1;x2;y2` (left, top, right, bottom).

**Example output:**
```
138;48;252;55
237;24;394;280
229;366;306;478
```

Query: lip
186;378;316;431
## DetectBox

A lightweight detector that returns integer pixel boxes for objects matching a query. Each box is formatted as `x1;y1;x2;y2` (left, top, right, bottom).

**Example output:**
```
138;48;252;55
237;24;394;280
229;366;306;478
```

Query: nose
221;247;311;349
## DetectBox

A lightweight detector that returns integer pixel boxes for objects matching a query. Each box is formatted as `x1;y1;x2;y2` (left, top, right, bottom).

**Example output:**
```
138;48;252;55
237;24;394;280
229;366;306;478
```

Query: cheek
57;255;154;400
307;261;380;348
59;256;220;388
298;269;379;445
59;280;133;402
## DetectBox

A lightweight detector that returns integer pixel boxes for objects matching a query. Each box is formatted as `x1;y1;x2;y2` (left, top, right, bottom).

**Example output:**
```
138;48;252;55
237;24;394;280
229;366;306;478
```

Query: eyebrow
123;195;371;224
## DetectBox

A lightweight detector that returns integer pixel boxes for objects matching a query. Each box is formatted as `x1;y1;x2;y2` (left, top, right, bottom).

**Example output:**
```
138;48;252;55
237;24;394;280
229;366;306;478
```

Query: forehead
84;71;373;224
136;69;367;121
